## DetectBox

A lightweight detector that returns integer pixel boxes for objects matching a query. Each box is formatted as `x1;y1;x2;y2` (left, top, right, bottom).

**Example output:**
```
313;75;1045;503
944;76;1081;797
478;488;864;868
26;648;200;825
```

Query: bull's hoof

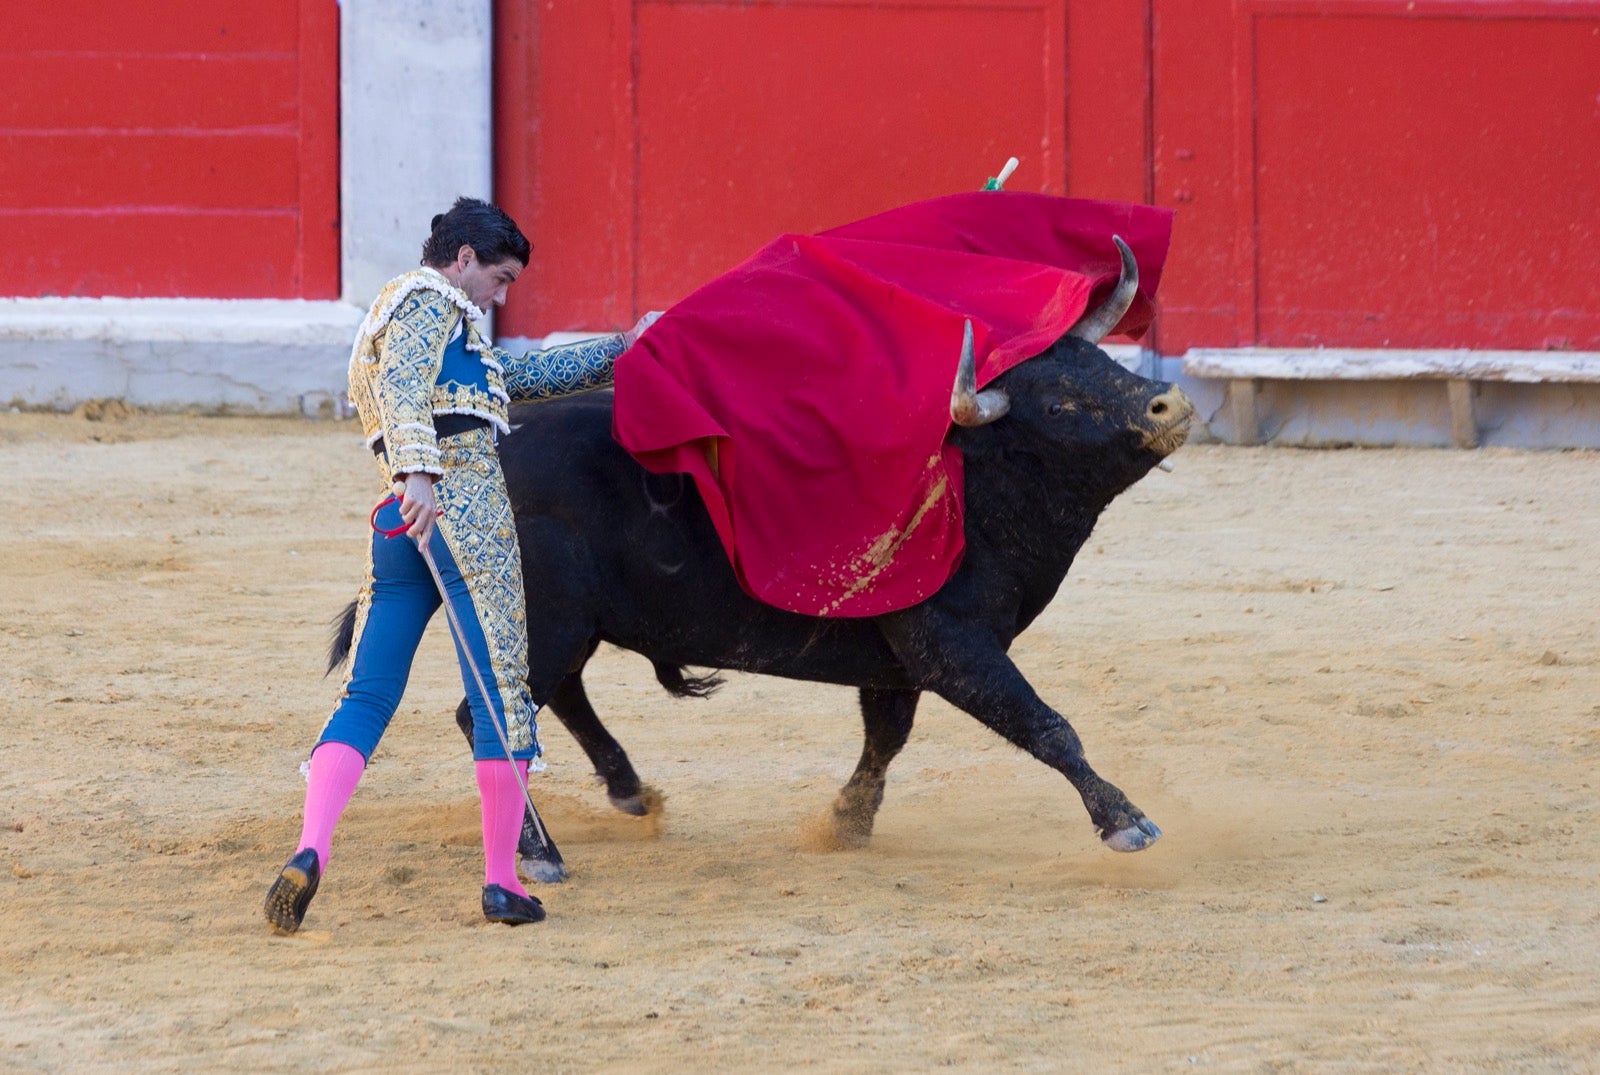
1101;817;1162;853
520;855;569;884
799;808;872;852
610;783;666;818
828;817;872;851
608;793;649;817
832;815;870;851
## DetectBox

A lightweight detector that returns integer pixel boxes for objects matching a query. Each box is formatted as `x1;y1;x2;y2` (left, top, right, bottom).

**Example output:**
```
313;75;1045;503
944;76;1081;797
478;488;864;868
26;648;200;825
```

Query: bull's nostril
1150;400;1168;416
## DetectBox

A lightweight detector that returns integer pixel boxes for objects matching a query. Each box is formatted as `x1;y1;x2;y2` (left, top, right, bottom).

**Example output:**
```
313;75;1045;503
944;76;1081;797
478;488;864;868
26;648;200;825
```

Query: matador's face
449;246;523;313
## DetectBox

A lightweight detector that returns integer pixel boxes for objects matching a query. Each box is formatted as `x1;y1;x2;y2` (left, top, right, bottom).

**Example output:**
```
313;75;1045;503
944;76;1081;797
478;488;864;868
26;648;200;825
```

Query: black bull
330;239;1195;879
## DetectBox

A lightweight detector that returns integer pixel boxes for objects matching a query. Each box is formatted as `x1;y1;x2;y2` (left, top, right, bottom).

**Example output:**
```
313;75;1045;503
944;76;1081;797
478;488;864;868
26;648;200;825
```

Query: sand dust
2;410;1597;1072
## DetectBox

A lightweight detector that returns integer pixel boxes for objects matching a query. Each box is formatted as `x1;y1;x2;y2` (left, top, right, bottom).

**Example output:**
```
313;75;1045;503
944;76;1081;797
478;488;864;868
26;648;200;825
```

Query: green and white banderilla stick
978;156;1174;472
983;156;1019;191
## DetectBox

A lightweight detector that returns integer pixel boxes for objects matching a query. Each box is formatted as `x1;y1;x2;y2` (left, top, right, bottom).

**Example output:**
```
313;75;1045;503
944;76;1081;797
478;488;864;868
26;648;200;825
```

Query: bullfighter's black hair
420;196;531;270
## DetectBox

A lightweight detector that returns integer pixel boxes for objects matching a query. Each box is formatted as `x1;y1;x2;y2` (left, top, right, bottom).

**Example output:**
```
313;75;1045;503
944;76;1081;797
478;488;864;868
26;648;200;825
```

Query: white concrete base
0;298;363;415
1158;354;1600;450
506;338;1148;370
11;308;1597;448
1182;346;1600;384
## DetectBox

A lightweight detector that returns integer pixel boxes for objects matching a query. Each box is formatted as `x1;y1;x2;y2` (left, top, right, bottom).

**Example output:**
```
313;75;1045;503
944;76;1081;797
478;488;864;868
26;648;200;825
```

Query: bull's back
498;394;906;687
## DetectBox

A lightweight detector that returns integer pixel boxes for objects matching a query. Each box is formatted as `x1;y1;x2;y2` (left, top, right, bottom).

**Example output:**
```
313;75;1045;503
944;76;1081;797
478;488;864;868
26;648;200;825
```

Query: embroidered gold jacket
348;268;627;479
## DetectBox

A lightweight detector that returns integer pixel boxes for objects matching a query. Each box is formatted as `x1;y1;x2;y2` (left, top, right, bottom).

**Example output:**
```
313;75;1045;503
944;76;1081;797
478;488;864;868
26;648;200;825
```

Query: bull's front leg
877;610;1161;852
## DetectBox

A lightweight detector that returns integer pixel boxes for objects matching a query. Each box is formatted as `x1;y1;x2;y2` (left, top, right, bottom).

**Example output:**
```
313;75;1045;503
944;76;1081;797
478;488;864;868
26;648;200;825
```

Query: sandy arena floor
1;409;1597;1073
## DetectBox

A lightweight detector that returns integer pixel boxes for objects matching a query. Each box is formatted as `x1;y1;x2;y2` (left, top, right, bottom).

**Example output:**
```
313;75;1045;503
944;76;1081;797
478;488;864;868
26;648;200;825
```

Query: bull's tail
326;600;358;676
327;602;719;698
651;660;724;699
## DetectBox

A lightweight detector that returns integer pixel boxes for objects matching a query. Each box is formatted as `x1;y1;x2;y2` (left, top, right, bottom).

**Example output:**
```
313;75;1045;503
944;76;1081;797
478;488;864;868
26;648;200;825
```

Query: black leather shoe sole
264;848;321;935
482;884;546;925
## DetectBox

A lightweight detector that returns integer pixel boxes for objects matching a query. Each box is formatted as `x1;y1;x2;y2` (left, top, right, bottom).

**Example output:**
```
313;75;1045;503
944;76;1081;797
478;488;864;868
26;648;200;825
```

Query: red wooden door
496;0;1092;336
1;1;339;299
1152;0;1600;354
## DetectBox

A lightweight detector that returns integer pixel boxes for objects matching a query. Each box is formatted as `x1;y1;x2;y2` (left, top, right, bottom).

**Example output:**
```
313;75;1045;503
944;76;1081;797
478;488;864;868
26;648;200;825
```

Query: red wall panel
0;1;338;299
632;1;1065;313
1251;7;1600;349
1154;0;1600;354
1150;1;1252;352
1064;0;1151;205
9;3;300;52
497;0;1068;336
504;0;1599;353
0;56;300;130
1;134;301;209
5;214;306;298
495;0;635;334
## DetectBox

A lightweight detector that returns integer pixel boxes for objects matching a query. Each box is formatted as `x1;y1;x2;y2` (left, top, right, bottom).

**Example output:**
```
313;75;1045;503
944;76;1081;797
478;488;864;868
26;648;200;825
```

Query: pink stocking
477;759;530;896
296;741;366;868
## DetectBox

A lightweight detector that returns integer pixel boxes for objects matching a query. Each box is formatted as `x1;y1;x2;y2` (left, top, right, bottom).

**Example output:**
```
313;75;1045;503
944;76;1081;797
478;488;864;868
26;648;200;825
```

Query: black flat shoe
482;884;546;925
264;848;321;935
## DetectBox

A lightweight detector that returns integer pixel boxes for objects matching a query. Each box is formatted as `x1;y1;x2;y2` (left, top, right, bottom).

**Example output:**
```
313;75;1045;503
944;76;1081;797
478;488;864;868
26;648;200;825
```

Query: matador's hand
623;311;663;348
398;472;441;545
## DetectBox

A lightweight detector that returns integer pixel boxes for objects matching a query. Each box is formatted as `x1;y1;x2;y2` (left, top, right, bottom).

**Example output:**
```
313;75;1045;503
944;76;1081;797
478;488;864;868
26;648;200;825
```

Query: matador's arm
495;333;628;402
372;290;455;478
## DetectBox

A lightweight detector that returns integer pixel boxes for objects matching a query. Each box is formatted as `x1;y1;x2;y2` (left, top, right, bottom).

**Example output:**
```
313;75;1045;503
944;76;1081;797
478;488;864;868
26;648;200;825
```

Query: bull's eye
1047;402;1064;417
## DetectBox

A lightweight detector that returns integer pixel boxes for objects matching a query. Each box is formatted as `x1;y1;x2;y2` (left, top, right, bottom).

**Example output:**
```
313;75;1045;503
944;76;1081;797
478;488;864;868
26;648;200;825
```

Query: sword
372;494;563;874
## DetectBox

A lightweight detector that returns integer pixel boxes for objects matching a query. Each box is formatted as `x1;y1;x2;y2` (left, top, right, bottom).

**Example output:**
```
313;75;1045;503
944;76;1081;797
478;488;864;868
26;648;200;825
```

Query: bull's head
949;235;1193;481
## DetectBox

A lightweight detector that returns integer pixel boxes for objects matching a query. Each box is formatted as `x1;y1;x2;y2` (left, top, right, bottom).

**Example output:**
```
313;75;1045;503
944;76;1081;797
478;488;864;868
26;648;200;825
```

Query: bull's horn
950;319;1010;427
1065;235;1139;346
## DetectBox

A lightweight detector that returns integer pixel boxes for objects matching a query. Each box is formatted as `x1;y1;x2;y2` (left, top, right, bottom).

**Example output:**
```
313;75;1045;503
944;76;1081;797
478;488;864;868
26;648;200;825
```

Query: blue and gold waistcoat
348;267;628;480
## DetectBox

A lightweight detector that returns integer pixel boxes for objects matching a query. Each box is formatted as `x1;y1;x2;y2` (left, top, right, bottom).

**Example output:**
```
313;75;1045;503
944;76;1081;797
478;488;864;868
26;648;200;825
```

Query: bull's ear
1064;235;1138;347
950;319;1010;427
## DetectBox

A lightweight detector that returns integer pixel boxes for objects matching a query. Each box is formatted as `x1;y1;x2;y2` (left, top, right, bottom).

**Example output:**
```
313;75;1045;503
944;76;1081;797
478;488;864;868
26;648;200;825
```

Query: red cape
613;193;1173;617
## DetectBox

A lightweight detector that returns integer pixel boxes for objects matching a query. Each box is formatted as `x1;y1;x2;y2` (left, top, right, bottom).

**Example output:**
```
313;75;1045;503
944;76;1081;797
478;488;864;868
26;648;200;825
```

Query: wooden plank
1066;0;1151;204
0;56;298;130
1247;5;1600;351
1248;0;1600;21
4;5;298;53
492;0;537;311
1150;0;1247;352
1232;7;1259;348
1447;379;1478;449
1183;347;1600;383
495;0;634;335
0;132;300;210
294;0;341;299
631;0;1066;315
0;0;333;299
0;210;302;298
1228;378;1260;446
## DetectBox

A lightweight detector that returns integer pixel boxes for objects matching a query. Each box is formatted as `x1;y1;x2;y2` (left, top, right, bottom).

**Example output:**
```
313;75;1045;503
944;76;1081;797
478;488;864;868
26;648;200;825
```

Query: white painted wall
340;0;494;309
0;297;363;416
0;0;495;416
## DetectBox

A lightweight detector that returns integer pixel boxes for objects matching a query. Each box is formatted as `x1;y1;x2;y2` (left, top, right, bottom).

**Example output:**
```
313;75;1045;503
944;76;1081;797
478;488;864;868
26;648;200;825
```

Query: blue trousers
319;434;540;763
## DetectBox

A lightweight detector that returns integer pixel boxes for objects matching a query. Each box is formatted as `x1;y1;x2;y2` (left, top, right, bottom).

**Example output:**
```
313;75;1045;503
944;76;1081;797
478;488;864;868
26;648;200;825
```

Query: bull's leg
506;515;624;882
827;688;920;847
454;696;568;883
877;611;1161;852
545;671;648;816
453;559;600;883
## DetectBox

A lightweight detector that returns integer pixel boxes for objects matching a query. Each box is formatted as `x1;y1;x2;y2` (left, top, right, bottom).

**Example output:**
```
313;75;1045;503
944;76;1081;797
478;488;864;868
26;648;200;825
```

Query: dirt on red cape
613;192;1174;617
